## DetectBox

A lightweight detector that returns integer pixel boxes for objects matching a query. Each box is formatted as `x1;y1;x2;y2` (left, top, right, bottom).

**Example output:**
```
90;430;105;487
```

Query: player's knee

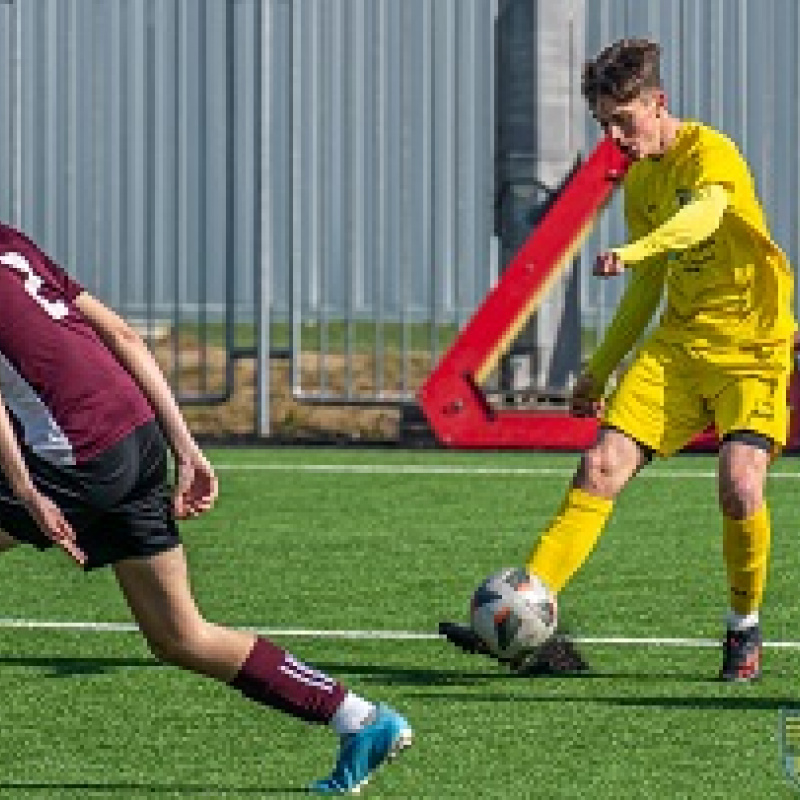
141;623;211;668
719;469;763;519
576;447;627;498
142;631;187;666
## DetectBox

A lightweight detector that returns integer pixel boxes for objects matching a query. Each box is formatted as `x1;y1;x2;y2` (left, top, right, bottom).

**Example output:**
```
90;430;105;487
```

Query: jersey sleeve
692;131;784;256
585;198;666;387
691;134;748;195
585;264;666;387
612;184;728;266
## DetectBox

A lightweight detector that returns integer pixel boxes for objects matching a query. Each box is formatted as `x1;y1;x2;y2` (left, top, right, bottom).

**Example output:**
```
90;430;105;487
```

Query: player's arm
585;261;667;384
572;198;667;416
74;292;218;519
605;184;729;269
571;261;667;416
0;390;86;565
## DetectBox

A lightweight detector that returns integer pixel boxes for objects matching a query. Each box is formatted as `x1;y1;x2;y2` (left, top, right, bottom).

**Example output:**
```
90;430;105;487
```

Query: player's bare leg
528;427;645;593
113;544;254;680
718;439;770;520
717;438;771;682
572;426;647;498
113;545;412;793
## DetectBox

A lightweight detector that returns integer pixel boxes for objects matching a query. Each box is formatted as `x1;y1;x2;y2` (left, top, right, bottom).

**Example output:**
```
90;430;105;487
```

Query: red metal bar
418;138;628;449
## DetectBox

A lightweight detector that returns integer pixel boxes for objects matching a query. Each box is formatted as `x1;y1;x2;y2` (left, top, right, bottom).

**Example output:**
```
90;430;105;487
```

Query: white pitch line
1;618;799;648
573;636;800;649
210;463;800;480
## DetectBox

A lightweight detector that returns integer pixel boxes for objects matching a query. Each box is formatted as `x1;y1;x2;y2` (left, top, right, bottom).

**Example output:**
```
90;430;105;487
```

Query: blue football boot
309;704;413;795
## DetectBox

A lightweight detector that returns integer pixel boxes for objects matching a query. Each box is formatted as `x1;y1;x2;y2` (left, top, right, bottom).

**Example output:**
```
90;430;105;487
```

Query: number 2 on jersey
0;251;69;320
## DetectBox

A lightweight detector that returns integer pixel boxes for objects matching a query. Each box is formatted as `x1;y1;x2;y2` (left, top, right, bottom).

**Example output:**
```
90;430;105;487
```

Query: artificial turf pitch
0;447;798;798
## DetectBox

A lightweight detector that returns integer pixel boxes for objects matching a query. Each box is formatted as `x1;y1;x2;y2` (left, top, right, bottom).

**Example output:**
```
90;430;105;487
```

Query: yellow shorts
603;337;792;457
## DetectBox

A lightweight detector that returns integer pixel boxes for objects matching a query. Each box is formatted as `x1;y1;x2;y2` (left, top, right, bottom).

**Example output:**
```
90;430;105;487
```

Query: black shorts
0;420;181;570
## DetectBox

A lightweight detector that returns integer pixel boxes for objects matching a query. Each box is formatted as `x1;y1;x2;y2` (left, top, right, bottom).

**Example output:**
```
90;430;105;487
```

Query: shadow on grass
0;654;510;683
0;783;305;795
410;690;797;712
0;655;160;677
312;661;516;684
312;658;724;685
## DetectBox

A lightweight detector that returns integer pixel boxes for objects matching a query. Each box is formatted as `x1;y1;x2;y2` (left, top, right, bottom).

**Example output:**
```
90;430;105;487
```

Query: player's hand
173;448;218;519
21;489;86;567
593;251;625;277
570;372;604;418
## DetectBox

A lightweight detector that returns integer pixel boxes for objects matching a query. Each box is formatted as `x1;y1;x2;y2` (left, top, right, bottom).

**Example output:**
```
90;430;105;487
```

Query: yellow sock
723;505;770;616
526;487;613;594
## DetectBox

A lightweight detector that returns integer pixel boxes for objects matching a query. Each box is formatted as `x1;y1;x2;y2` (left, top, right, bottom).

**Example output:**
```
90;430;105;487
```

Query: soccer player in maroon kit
0;223;412;795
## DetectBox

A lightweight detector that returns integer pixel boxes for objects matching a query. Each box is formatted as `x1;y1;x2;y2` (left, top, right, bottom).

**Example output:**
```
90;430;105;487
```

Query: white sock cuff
726;609;759;631
330;692;376;736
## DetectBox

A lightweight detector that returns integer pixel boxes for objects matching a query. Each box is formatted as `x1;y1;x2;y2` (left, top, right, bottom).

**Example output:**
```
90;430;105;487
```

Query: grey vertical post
144;0;155;342
290;0;303;398
9;0;21;226
172;0;182;393
495;0;585;397
223;0;235;397
532;0;585;390
256;0;270;436
118;0;131;318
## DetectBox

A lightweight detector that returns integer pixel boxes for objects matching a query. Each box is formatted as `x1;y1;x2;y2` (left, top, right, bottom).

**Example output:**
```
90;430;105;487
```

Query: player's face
592;91;665;160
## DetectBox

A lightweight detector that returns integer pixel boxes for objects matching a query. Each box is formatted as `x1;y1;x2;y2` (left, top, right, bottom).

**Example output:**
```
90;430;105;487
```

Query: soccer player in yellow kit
443;38;795;680
533;38;795;681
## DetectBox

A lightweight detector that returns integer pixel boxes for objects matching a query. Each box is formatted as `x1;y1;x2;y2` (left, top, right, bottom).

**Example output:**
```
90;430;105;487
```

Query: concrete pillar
495;0;585;398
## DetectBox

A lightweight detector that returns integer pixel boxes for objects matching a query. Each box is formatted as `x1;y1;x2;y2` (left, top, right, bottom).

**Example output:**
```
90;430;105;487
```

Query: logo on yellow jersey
780;709;800;790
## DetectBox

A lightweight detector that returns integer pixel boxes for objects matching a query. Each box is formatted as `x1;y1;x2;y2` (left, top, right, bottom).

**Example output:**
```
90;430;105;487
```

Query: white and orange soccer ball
470;568;557;660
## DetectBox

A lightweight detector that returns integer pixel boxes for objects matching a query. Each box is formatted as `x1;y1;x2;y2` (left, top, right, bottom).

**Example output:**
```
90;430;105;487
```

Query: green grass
1;448;799;797
160;320;460;354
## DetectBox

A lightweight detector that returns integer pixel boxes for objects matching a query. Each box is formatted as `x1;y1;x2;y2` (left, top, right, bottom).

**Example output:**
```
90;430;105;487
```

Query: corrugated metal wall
583;0;800;344
0;0;494;323
280;0;495;401
0;0;267;331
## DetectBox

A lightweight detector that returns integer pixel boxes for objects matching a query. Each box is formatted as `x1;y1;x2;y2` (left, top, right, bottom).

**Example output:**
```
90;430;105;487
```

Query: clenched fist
593;251;625;277
571;372;605;418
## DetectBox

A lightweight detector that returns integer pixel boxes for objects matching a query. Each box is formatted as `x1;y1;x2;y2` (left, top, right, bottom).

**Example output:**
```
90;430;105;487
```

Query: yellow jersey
622;120;795;347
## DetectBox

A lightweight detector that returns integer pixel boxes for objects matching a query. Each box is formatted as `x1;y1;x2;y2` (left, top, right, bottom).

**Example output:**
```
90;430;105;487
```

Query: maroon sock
230;637;347;724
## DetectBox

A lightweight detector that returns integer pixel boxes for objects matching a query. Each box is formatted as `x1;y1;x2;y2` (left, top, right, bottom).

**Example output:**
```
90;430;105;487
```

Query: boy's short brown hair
581;39;662;107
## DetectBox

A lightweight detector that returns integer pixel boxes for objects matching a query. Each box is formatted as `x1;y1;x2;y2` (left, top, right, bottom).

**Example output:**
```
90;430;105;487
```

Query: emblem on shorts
676;188;692;207
780;709;800;789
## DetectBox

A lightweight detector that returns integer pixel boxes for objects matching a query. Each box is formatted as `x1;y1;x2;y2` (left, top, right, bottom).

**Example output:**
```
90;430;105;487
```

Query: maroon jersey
0;224;155;464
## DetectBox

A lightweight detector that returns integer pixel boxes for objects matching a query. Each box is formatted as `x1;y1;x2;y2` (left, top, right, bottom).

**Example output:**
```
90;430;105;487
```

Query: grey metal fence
282;0;495;407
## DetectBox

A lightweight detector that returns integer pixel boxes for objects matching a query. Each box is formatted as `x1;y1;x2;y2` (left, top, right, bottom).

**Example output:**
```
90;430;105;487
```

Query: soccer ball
470;568;557;660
